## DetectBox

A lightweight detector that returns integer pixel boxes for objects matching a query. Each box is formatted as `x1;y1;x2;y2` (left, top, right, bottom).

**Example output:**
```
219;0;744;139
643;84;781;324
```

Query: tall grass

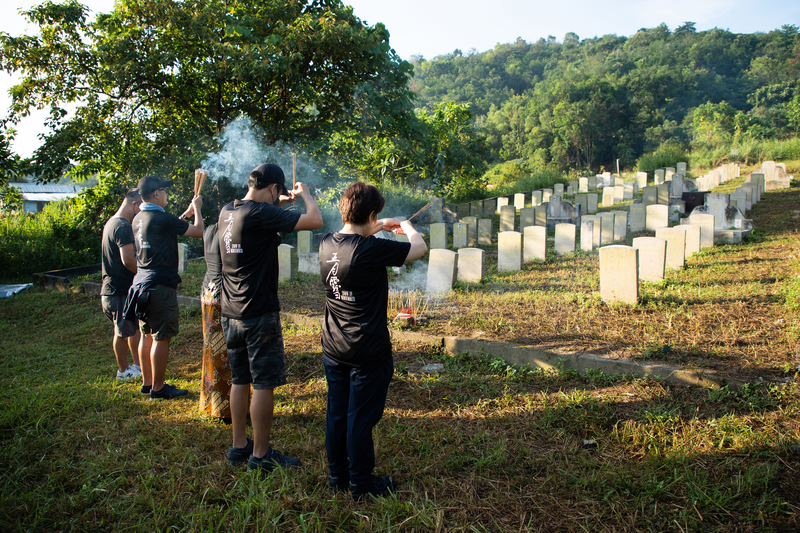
636;143;689;171
0;200;99;282
692;137;800;168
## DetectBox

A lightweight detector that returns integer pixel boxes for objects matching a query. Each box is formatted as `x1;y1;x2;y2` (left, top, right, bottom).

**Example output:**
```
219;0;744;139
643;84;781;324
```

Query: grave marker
599;246;639;305
655;227;686;270
457;248;485;284
500;205;516;232
523;225;547;262
554;223;576;255
498;231;523;271
631;237;666;282
426;249;458;293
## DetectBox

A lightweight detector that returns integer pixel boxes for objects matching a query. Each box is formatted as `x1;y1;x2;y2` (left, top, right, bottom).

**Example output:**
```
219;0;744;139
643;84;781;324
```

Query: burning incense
292;153;297;188
407;202;431;222
194;168;208;196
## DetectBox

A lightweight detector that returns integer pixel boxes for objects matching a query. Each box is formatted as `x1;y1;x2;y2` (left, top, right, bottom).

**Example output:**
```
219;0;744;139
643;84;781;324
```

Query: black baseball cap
251;163;288;196
138;175;174;196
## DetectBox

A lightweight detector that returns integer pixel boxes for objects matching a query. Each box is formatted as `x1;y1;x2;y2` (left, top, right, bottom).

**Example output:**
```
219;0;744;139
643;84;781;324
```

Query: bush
0;200;100;282
636;143;689;171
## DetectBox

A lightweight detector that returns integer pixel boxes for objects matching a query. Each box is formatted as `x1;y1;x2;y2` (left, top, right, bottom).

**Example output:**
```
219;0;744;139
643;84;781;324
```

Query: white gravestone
514;193;526;210
278;244;296;281
453;222;468;249
426;249;458;293
602;187;615;208
688;212;715;249
580;219;594;252
645;205;669;233
478;219;493;246
498;231;523;271
496;197;509;214
519;207;535;230
462;216;478;246
531;190;543;207
598;212;616;244
632;237;666;282
429;222;447;250
655;227;686;270
599;245;639;305
554;223;576;255
587;193;599;214
582;215;602;248
457;248;485;284
611;211;628;241
500;205;516;232
177;243;189;273
629;204;646;233
675;224;700;259
534;205;547;226
523;226;547;262
298;252;319;274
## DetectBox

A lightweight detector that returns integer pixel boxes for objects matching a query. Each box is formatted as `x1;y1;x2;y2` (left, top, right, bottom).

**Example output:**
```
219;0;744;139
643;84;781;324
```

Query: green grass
1;288;799;531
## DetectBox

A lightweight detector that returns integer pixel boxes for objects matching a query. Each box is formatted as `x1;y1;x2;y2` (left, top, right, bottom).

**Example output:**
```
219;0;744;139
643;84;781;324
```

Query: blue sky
2;0;799;158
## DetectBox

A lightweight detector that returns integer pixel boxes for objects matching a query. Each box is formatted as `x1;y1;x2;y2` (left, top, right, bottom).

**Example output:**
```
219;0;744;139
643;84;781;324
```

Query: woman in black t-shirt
319;182;426;501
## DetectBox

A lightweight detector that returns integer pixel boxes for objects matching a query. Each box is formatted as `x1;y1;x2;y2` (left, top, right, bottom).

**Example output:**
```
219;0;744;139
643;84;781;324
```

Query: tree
1;0;415;189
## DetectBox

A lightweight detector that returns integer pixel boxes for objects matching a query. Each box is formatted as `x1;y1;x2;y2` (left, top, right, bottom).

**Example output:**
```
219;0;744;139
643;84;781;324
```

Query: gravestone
568;180;579;194
542;189;553;203
645;204;669;232
554;183;565;196
642;186;658;206
654;169;665;185
657;183;670;205
688;212;715;248
635;172;648;190
677;162;687;174
545;198;580;229
629;204;646;233
297;230;313;254
598;212;616;244
587;193;599;213
614;176;625;187
498;231;523;271
668;176;684;200
611;210;628;241
534;205;547;226
496;197;509;214
483;198;497;216
602;187;615;208
457;248;485;284
453;222;468;249
582;214;602;248
470;200;483;218
519;207;535;230
531;190;543;207
599;246;639;305
554;223;576;255
632;237;666;282
478;219;493;246
623;182;634;200
500;205;516;232
426;249;458;293
429;222;447;250
579;177;589;193
278;244;296;281
457;203;470;221
575;193;588;215
614;185;625;202
665;168;675;181
580;219;595;252
729;192;747;213
514;193;526;210
430;197;444;223
523;225;547;262
298;252;319;274
462;216;478;246
675;224;700;259
655;227;686;270
178;243;189;273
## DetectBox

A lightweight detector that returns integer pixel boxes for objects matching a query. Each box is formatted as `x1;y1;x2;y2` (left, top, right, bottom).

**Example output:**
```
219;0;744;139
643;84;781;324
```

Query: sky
1;0;799;158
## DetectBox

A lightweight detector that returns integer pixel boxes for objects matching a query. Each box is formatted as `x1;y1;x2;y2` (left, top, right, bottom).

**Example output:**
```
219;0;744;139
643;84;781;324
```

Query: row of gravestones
423;165;771;301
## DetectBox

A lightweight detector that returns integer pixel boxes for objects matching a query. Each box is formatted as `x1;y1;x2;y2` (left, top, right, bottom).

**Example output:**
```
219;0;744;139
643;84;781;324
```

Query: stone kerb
278;243;297;281
599;245;639;305
554;223;576;255
655;227;686;270
523;226;547;262
498;231;523;271
645;205;669;232
457;248;485;284
426;249;458;293
631;237;666;282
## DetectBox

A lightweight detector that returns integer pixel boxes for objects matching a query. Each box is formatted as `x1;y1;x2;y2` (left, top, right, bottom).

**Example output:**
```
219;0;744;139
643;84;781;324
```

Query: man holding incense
101;188;142;381
219;163;322;473
319;182;426;501
128;175;204;399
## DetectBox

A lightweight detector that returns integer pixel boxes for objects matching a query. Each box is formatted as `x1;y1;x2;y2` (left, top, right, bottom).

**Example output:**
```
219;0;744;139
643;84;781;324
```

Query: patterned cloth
200;283;232;420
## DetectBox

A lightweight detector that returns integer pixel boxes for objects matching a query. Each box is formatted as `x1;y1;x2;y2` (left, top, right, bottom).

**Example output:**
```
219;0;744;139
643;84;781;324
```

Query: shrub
636;143;689;171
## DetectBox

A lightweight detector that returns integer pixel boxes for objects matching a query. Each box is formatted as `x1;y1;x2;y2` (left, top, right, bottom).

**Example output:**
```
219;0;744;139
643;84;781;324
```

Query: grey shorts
139;284;179;341
101;294;139;338
221;311;287;390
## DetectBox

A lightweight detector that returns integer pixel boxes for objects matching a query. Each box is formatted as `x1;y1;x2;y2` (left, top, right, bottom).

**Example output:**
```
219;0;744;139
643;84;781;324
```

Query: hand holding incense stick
407;202;431;222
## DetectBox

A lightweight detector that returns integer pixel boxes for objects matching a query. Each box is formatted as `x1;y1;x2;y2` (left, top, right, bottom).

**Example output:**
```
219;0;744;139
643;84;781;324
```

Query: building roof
8;182;83;202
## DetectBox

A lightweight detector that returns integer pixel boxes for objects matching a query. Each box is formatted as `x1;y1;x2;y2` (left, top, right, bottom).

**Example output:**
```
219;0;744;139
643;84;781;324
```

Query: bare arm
289;182;323;231
183;195;205;238
119;243;137;274
399;220;427;262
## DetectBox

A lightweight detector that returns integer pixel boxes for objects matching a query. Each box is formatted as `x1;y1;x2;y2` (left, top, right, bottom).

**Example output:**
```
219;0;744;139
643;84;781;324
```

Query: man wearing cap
219;163;322;473
101;188;143;381
128;175;204;400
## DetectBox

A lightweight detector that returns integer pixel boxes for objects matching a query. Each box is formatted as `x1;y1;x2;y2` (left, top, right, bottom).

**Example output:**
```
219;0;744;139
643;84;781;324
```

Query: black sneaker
351;475;397;502
141;385;151;394
328;474;351;494
246;445;301;473
149;383;188;400
227;437;253;466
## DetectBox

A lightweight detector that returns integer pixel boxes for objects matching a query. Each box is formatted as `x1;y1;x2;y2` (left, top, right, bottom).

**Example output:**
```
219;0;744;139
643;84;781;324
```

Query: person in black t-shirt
101;188;142;381
318;182;427;501
131;175;204;400
219;163;323;473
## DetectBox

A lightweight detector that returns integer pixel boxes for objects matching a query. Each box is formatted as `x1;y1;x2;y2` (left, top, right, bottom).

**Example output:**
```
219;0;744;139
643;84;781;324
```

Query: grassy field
4;167;800;531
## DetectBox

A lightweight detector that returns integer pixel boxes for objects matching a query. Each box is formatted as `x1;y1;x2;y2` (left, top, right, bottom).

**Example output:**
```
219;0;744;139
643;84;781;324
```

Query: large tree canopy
1;0;415;182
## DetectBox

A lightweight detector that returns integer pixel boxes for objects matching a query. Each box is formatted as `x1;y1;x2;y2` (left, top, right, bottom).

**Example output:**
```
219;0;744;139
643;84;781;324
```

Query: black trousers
324;357;393;488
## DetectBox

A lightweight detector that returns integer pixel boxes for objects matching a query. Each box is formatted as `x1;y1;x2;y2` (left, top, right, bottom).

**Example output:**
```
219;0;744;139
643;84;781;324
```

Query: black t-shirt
202;224;222;295
132;208;189;270
319;233;411;368
218;199;301;319
101;216;135;296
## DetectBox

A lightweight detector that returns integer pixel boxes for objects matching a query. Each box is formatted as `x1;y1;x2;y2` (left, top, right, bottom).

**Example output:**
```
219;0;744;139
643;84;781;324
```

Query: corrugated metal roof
8;183;83;194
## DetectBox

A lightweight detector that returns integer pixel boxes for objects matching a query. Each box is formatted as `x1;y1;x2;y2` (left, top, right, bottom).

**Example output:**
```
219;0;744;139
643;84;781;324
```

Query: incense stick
194;169;208;196
292;153;296;188
407;202;431;222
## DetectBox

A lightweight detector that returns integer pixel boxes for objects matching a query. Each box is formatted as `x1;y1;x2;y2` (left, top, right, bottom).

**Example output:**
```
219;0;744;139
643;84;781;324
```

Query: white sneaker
117;366;142;381
130;364;141;373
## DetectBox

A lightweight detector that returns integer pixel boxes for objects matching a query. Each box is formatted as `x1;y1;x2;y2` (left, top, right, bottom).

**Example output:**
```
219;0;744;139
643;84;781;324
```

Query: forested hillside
409;23;800;173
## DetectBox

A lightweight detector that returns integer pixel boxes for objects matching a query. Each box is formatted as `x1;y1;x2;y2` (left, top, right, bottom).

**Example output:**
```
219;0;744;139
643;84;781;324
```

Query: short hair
339;182;385;225
123;188;141;205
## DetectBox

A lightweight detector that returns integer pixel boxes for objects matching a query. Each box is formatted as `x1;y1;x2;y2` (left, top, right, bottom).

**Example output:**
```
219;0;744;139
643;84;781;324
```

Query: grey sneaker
227;437;253;466
117;366;142;381
246;445;301;473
